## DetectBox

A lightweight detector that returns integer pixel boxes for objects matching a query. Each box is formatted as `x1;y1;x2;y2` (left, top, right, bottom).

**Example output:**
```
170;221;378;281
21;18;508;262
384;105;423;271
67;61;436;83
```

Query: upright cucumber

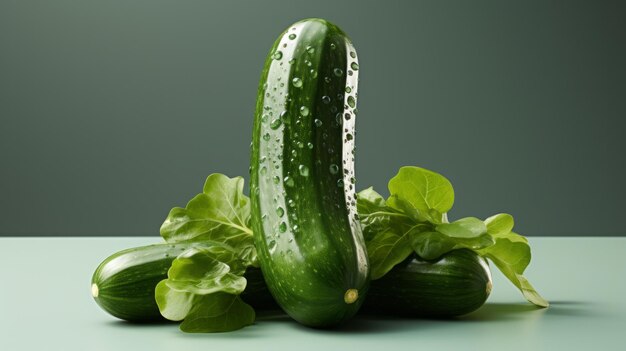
250;18;369;327
91;242;275;322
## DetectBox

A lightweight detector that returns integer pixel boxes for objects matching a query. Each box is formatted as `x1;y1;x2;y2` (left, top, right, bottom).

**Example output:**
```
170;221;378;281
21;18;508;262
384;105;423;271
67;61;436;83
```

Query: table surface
1;237;624;351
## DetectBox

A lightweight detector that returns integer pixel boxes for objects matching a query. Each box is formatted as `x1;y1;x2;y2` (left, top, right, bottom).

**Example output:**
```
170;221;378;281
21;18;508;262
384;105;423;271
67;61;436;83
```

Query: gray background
1;1;624;237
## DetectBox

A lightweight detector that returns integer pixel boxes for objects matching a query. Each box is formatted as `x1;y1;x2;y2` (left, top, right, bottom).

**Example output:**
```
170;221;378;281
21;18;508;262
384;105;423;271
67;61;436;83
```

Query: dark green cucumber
91;242;275;322
92;244;490;321
363;249;492;317
250;18;369;327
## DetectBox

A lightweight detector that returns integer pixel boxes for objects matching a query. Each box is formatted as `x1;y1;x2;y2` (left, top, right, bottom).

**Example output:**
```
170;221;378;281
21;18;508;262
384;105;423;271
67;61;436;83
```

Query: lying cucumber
91;242;275;322
92;244;490;322
250;18;369;327
363;249;493;317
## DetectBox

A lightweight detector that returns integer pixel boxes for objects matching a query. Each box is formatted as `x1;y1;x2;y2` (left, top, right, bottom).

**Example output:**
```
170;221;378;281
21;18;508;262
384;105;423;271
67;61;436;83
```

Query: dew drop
324;76;331;83
260;166;267;175
333;68;344;77
289;58;296;65
307;142;314;149
351;62;359;70
330;43;336;50
344;113;351;120
347;96;356;108
297;141;304;148
280;110;289;122
263;133;271;141
273;51;283;60
284;176;295;187
300;106;310;116
269;240;277;250
288;33;297;40
292;77;303;88
350;51;356;58
276;207;285;217
337;179;345;188
314;119;323;127
329;164;339;174
298;165;309;177
279;222;287;232
288;199;295;207
321;96;331;104
292;224;299;232
273;175;280;184
270;118;282;130
261;114;269;123
306;45;315;54
345;86;352;93
346;133;353;141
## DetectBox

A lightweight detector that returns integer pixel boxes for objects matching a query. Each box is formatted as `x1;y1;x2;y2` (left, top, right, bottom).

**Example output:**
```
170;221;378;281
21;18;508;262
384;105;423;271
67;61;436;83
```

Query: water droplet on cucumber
284;176;295;187
329;164;339;174
298;165;309;177
270;119;282;129
347;96;356;108
300;106;309;116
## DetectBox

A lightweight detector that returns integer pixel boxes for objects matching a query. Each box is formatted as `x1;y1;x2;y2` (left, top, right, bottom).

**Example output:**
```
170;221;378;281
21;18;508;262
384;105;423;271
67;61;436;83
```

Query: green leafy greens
157;167;547;333
155;243;255;332
160;173;256;265
157;174;257;333
357;166;548;307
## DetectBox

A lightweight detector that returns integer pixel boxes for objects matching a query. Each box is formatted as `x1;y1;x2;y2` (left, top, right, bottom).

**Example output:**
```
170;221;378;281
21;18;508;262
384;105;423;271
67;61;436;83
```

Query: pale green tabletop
1;237;624;351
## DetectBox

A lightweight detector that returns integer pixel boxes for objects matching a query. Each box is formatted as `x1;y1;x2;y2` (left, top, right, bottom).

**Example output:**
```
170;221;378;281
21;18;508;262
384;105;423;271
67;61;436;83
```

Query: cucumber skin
363;249;493;317
250;18;369;328
92;245;490;322
91;243;276;322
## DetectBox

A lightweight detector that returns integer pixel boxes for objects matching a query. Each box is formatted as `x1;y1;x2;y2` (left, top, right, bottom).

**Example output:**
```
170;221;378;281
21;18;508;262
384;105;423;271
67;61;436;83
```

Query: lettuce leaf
155;244;255;332
160;173;256;265
357;166;548;307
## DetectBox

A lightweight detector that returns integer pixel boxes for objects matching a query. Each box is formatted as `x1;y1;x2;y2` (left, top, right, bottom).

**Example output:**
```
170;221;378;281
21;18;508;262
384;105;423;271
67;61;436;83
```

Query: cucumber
250;18;369;327
92;244;490;322
363;249;492;317
91;242;275;322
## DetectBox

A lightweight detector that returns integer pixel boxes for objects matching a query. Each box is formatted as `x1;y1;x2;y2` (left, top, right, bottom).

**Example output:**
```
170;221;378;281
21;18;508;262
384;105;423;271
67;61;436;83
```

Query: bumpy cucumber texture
250;18;369;327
